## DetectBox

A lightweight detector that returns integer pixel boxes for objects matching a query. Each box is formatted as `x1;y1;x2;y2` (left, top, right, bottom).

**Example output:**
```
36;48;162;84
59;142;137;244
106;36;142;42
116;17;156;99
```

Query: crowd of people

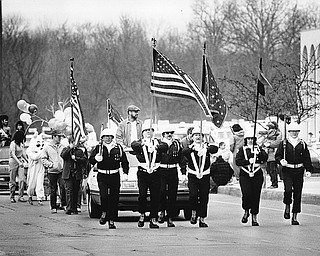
1;106;314;229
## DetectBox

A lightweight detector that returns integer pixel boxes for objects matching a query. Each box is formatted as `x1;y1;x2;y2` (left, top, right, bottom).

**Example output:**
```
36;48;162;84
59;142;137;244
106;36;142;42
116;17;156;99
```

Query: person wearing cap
229;124;245;183
61;136;88;215
116;105;143;151
182;127;218;228
235;130;268;226
131;121;168;229
275;122;314;225
180;127;194;149
158;126;186;227
41;130;67;213
259;121;282;189
89;128;129;229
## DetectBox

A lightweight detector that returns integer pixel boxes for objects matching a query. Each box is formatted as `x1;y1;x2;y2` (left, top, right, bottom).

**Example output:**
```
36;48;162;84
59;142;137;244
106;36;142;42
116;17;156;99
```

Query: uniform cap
287;122;301;132
127;105;140;112
141;120;155;133
161;125;175;135
192;127;202;136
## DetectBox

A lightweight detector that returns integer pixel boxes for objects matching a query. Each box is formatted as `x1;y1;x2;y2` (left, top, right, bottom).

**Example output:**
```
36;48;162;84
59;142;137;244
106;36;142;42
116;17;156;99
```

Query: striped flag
151;48;212;117
106;99;124;125
257;58;273;96
202;54;227;128
70;59;86;145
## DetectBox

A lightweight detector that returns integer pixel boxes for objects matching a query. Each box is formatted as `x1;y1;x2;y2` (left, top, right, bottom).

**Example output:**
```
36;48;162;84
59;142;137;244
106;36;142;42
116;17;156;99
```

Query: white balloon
26;117;32;125
63;107;72;119
54;110;65;121
48;118;56;129
20;113;31;122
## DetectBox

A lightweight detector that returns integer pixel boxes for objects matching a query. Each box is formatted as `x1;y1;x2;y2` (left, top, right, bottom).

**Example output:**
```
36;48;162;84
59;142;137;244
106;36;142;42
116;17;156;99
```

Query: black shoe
291;219;300;225
138;221;144;227
167;221;175;227
149;222;159;229
10;198;16;203
190;216;197;225
99;216;107;225
72;210;79;215
109;221;116;229
284;211;290;219
241;212;250;223
252;221;259;226
65;210;72;215
28;197;33;205
199;221;208;228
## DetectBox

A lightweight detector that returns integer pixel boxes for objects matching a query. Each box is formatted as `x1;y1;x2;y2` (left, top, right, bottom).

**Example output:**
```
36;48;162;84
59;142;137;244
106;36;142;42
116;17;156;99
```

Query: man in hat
158;126;186;227
116;105;143;151
41;130;66;213
131;120;168;228
89;128;129;229
182;127;218;228
259;121;282;189
276;122;314;225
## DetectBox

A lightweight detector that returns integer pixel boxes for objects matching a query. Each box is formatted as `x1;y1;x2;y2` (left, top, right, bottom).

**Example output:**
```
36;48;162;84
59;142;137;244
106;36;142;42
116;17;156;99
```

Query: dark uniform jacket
275;139;313;172
61;146;88;180
89;143;129;174
160;139;186;174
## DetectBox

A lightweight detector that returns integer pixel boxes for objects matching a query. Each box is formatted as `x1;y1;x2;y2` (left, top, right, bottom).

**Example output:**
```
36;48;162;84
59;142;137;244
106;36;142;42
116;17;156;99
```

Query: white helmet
161;125;175;135
100;128;115;138
191;127;202;136
141;120;156;133
287;122;301;132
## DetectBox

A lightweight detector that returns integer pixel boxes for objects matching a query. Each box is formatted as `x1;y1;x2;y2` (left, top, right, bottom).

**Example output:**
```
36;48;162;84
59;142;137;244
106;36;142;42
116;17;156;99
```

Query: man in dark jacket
275;122;313;225
89;128;129;229
158;126;186;227
61;136;88;215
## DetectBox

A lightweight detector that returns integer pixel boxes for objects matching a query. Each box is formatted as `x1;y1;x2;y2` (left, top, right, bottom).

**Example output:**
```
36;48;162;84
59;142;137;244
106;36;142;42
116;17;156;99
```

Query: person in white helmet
158;126;186;227
236;129;268;226
89;128;129;229
182;127;218;228
131;120;168;229
275;122;313;225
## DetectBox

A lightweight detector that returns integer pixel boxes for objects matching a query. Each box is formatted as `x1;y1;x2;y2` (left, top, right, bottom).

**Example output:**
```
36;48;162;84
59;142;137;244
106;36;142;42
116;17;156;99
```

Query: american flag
151;48;212;117
106;99;124;125
70;59;86;145
257;58;273;96
201;55;227;128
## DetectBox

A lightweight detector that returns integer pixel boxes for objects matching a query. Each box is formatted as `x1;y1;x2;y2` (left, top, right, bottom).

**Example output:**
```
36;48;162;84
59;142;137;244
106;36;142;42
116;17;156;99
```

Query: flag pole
150;37;157;134
70;57;75;141
253;58;262;139
106;99;110;128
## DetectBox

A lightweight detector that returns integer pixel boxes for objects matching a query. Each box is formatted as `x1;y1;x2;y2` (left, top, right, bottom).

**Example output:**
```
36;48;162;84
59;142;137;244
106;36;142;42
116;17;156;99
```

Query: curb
218;186;320;206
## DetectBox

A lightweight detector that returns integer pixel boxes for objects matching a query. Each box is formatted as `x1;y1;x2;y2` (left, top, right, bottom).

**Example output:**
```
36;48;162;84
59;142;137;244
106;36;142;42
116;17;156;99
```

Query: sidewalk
218;174;320;206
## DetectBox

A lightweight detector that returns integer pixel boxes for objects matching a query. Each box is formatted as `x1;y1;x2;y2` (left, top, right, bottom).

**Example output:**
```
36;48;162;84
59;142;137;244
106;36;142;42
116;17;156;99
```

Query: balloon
54;110;65;121
48;118;56;129
17;100;30;113
55;121;67;131
65;125;72;136
63;107;72;119
20;113;31;123
64;116;71;126
25;118;32;125
28;104;38;115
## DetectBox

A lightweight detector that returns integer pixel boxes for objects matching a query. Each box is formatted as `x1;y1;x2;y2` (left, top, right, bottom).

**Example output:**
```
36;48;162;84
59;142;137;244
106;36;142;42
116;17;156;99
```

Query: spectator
9;131;28;203
216;141;231;162
116;105;142;151
229;124;245;182
0;115;11;146
180;127;194;148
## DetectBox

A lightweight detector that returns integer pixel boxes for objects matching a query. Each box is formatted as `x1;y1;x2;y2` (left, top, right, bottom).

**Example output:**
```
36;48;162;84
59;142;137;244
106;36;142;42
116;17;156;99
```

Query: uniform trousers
239;170;263;215
97;172;120;221
159;167;179;218
137;169;161;219
282;167;304;213
188;174;210;218
64;176;80;212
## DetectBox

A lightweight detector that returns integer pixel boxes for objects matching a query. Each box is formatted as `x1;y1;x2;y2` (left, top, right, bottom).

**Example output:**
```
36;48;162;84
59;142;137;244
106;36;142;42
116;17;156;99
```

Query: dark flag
106;99;124;125
151;48;212;117
257;58;272;96
202;55;227;128
70;59;86;145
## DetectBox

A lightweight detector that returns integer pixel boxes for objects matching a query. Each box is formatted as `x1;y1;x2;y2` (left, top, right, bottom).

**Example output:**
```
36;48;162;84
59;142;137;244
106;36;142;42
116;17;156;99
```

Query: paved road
0;193;320;256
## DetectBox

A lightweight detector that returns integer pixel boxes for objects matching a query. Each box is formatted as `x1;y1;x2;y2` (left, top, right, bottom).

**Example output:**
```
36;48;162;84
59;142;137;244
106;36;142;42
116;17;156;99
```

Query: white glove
122;174;128;181
148;145;155;153
264;142;271;148
197;148;206;157
305;171;311;178
280;159;287;166
95;155;103;162
180;174;188;183
249;158;255;164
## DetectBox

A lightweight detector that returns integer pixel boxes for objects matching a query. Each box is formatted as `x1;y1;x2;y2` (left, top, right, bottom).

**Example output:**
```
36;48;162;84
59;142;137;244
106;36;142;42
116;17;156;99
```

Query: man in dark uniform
89;128;129;229
131;120;168;228
158;126;186;227
182;127;218;228
275;122;313;225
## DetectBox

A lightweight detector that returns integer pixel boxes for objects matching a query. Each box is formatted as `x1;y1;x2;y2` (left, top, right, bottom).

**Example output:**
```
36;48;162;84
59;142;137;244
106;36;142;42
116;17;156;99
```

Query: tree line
2;0;320;133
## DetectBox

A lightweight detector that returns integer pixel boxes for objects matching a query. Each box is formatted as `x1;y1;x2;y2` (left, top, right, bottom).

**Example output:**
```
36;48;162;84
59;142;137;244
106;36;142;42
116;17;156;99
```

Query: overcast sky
2;0;318;34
